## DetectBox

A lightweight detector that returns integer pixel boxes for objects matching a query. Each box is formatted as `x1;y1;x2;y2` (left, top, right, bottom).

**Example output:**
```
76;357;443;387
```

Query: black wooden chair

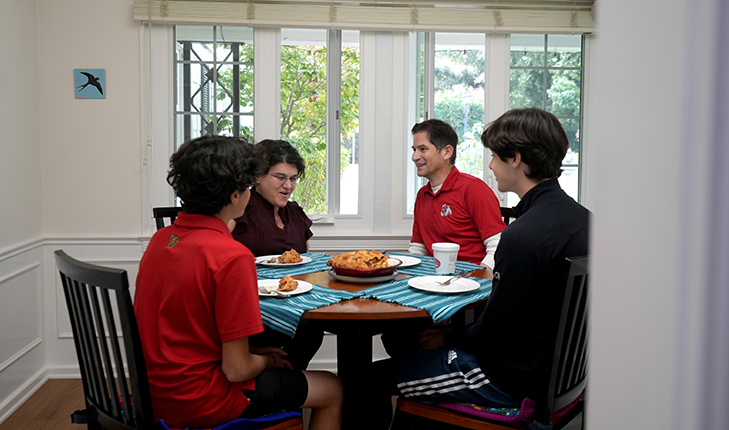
393;256;589;430
500;207;519;226
54;250;303;430
152;207;182;231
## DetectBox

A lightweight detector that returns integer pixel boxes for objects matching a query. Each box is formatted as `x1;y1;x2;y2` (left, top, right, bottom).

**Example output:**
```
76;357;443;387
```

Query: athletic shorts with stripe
395;347;520;407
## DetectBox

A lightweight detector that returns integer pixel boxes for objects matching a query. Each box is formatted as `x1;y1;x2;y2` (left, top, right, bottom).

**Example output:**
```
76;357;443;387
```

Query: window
279;29;360;215
407;32;494;214
510;34;584;204
174;26;254;145
409;33;585;212
145;25;588;240
174;26;359;216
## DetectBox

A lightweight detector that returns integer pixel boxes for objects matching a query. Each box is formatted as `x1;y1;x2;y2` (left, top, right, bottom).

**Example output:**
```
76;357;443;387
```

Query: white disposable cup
432;242;460;275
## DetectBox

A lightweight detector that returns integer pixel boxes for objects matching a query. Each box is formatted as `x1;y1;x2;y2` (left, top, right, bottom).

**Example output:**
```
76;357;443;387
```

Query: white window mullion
483;33;510;204
254;28;280;141
141;24;176;236
327;30;342;214
422;32;435;120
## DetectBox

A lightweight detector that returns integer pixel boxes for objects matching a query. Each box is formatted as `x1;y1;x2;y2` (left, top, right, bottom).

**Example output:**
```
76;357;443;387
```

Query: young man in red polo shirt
134;136;342;430
409;119;505;277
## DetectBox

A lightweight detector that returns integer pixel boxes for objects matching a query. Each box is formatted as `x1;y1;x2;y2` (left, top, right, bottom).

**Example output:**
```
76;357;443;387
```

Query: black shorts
239;369;308;417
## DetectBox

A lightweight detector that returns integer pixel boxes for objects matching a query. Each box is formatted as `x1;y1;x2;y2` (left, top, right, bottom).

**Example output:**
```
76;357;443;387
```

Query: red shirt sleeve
214;252;263;343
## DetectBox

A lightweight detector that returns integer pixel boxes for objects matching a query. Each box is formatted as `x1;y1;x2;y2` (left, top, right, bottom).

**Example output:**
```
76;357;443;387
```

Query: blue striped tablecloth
258;285;357;337
387;253;483;277
356;277;492;324
256;252;332;279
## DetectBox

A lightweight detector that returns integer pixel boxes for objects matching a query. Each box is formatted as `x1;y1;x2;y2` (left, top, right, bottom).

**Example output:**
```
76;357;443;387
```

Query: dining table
256;253;492;430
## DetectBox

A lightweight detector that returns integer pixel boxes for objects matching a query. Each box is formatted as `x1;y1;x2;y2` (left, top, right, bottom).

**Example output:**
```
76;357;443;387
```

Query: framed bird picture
74;69;106;99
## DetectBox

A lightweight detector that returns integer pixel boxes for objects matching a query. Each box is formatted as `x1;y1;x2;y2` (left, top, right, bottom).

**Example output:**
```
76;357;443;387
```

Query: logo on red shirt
167;235;180;248
440;204;452;217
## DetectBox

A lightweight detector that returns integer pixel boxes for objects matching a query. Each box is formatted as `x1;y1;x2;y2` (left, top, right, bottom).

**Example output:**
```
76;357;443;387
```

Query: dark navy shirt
445;178;590;403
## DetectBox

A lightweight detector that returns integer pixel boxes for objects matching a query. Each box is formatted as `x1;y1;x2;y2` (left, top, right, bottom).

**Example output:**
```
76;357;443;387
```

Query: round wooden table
293;268;490;430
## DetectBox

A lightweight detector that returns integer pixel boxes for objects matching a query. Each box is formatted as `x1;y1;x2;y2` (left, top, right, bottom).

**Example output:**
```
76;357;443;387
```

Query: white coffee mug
432;242;460;275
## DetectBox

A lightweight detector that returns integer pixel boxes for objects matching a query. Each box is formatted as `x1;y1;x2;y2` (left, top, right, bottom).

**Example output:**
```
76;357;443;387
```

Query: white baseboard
0;368;49;425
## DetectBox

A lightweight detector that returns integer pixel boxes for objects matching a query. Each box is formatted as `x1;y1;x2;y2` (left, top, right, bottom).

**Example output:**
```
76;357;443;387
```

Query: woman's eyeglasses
269;173;300;184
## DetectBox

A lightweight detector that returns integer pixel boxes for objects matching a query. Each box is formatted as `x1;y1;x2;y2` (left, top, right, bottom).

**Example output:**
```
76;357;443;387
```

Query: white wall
0;0;146;422
0;0;46;422
37;0;142;236
587;0;724;428
0;1;42;248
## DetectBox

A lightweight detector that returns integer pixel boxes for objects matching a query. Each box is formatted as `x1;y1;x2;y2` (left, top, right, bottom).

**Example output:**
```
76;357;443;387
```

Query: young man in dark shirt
369;108;590;428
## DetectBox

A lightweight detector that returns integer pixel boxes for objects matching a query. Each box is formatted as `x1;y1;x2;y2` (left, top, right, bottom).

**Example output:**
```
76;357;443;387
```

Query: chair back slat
540;256;589;421
67;279;110;406
500;207;518;226
153;207;182;230
55;250;156;430
88;288;122;421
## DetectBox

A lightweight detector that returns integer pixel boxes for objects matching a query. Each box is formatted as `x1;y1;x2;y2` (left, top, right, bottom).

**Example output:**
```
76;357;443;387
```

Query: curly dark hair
167;136;264;216
255;139;306;180
481;108;568;180
411;119;459;165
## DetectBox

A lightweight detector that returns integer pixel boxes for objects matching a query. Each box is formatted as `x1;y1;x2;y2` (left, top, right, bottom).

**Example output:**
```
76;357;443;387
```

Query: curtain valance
133;1;596;34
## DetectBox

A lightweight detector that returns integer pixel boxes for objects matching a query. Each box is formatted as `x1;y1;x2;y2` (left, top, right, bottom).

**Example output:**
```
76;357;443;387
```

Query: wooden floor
0;379;395;430
0;379;85;430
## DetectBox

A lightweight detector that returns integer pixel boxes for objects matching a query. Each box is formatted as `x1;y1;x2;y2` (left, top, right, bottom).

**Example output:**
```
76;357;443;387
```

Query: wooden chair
500;207;519;226
54;250;303;430
393;256;589;430
152;207;182;231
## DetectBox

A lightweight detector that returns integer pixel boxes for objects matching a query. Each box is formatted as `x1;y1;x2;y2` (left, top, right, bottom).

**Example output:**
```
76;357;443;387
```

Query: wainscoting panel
0;240;45;424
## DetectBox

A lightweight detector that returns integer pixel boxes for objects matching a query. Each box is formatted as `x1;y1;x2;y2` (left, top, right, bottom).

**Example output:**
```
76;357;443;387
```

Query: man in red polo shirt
409;119;505;277
134;136;342;430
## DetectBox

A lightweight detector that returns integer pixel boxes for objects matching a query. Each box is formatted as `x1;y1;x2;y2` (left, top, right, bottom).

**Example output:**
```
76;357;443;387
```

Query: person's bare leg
302;371;343;430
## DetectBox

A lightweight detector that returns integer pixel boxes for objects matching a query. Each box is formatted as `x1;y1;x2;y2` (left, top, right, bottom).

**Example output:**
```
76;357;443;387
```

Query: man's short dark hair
255;139;306;180
481;108;569;180
167;136;263;216
411;119;459;165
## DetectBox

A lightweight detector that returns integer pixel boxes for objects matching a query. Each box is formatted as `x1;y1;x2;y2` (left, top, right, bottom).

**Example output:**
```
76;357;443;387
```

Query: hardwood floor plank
0;379;84;430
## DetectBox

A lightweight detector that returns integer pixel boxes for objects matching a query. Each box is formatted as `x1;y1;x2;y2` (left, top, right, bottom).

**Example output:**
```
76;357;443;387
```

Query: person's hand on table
418;327;448;350
250;346;293;369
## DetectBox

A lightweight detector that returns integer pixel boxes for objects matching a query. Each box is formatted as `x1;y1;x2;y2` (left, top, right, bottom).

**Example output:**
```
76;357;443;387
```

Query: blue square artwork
74;69;106;99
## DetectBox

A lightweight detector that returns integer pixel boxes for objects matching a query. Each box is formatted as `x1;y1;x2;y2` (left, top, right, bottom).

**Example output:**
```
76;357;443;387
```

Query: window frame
140;25;592;244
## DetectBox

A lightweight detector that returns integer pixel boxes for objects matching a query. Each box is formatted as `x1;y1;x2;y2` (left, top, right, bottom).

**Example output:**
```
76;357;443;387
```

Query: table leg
335;321;373;430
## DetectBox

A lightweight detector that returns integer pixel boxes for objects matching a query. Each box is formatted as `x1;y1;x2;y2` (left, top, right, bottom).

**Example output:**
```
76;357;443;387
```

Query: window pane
510;34;545;67
510;69;545;108
547;34;582;68
432;33;486;179
175;26;254;147
510;34;584;203
547;69;581;116
559;117;581;157
281;29;328;214
339;30;360;215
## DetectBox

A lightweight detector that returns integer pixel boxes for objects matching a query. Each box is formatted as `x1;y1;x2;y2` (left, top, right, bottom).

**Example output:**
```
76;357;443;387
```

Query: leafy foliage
509;48;582;153
216;42;360;214
433;49;486;177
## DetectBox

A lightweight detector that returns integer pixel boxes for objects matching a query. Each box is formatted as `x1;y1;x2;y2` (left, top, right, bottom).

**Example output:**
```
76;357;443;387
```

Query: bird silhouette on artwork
76;72;103;95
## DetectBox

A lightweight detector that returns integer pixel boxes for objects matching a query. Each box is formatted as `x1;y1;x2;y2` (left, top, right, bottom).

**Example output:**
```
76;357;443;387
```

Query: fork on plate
258;285;286;296
437;273;468;285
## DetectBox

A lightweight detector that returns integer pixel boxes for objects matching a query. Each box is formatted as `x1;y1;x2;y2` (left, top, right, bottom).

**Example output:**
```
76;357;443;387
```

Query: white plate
255;255;312;267
327;270;399;284
407;276;480;294
392;255;422;268
257;279;313;297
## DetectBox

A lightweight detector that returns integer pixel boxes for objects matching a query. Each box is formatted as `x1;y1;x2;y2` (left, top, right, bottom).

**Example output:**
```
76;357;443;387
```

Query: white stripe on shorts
397;368;490;397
